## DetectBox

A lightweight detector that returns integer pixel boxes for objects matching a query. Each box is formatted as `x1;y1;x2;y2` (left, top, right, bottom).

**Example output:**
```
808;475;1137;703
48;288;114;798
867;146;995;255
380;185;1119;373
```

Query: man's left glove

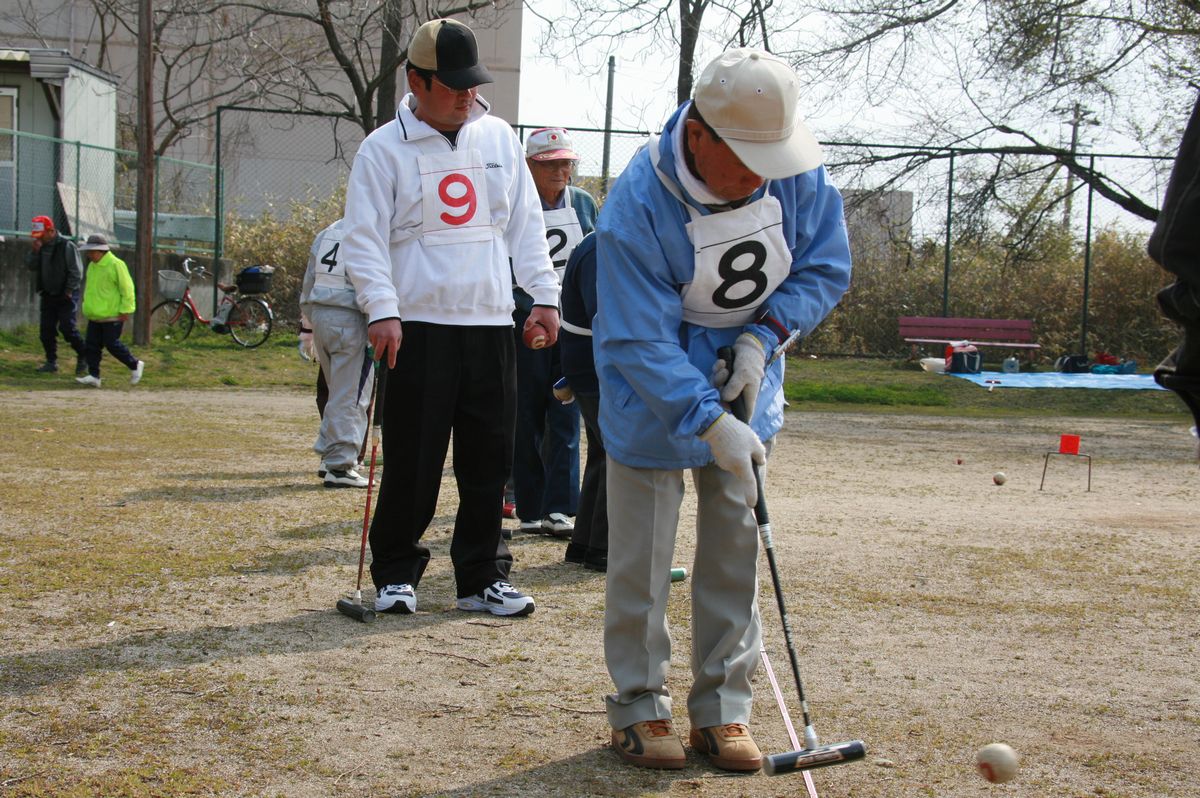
717;333;766;417
298;331;316;362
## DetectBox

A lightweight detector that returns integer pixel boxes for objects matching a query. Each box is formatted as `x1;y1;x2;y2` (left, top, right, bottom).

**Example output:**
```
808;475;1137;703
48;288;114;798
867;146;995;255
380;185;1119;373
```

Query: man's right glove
700;412;767;507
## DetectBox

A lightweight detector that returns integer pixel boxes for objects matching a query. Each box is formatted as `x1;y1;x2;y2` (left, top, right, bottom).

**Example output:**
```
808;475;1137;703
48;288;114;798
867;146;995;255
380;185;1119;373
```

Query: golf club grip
764;740;866;775
717;346;769;523
372;366;387;430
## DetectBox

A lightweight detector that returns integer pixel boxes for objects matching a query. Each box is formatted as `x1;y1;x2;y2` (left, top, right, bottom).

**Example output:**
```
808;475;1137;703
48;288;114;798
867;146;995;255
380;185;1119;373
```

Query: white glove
720;333;766;418
700;413;766;507
709;356;730;391
298;331;316;362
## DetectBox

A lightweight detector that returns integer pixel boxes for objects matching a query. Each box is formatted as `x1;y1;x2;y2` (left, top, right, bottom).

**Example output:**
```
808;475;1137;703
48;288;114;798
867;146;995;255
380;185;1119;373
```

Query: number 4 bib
417;150;495;246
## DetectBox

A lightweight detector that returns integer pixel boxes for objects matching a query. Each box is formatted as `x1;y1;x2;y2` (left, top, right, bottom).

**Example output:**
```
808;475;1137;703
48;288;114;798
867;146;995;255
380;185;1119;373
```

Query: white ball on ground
993;471;1007;485
976;743;1018;783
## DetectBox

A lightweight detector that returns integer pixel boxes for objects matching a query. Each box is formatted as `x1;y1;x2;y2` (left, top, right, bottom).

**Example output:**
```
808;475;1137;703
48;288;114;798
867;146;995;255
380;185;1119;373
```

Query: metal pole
213;106;224;319
133;0;154;345
601;55;615;196
942;150;954;317
1080;155;1095;355
74;140;80;236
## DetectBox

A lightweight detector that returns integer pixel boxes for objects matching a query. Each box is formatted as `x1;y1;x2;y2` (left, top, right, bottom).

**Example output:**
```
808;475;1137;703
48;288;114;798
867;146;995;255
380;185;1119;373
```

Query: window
0;88;15;232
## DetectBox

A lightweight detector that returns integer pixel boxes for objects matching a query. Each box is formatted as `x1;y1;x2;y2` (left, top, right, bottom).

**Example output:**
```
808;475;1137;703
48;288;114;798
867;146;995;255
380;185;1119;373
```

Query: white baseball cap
693;49;823;179
525;128;579;161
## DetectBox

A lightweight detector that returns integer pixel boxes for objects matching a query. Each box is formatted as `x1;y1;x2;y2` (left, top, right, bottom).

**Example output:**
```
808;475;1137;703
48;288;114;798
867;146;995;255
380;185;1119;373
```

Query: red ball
523;322;548;350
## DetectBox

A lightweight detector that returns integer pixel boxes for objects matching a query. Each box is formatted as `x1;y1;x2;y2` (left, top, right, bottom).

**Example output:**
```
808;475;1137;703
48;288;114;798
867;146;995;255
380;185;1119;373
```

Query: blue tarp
948;371;1166;390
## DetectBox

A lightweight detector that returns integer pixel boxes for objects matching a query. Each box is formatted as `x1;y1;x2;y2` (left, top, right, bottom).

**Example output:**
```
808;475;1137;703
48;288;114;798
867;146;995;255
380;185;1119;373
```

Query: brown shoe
689;723;762;771
612;719;686;769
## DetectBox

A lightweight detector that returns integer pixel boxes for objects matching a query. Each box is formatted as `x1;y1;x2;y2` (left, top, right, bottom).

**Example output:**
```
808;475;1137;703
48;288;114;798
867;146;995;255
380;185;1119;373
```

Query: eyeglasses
432;76;477;95
533;160;576;172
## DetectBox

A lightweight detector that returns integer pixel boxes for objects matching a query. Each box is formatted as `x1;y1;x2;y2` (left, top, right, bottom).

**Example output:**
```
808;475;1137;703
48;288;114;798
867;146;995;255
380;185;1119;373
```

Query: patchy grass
784;355;1189;418
0;324;314;392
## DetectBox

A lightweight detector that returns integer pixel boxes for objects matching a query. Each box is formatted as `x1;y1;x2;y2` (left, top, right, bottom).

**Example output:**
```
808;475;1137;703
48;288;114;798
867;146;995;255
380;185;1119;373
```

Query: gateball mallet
718;344;866;777
336;366;386;623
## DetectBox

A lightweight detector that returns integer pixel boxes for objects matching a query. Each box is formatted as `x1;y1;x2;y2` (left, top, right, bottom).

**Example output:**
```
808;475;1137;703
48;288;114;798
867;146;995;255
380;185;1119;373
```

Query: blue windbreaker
594;102;852;469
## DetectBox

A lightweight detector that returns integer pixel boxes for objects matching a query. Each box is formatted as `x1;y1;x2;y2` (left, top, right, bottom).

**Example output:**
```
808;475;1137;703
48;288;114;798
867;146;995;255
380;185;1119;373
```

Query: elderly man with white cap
341;18;560;619
594;49;852;771
508;128;599;541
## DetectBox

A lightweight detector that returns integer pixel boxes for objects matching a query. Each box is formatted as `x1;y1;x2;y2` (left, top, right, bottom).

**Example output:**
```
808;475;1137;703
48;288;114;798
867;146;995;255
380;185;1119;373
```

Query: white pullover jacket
342;93;559;326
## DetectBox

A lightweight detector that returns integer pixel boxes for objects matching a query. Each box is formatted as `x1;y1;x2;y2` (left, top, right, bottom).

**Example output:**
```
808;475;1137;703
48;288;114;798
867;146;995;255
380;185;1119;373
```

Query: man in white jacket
342;18;560;618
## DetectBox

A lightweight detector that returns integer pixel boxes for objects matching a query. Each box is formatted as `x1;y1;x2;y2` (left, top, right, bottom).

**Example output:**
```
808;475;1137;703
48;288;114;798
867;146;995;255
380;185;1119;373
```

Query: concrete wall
0;238;202;330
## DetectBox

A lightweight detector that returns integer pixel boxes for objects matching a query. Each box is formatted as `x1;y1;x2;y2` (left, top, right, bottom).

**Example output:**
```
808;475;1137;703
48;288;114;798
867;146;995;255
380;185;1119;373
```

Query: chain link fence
43;108;1164;364
0;127;213;249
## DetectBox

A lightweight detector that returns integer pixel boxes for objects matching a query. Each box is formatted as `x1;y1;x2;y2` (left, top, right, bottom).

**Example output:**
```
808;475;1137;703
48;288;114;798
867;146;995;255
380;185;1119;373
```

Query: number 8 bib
681;195;791;327
417;150;495;246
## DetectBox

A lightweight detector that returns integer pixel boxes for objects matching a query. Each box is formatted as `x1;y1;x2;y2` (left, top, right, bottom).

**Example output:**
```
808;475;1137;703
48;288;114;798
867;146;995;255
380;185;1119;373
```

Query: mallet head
763;740;866;776
337;598;377;624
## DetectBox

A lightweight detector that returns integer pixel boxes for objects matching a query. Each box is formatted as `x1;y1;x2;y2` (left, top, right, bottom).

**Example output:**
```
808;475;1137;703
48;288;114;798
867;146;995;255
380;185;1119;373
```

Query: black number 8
712;240;768;309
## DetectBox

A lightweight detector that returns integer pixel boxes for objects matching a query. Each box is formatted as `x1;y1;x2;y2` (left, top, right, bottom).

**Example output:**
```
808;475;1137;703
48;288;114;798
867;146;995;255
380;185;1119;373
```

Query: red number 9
438;173;477;226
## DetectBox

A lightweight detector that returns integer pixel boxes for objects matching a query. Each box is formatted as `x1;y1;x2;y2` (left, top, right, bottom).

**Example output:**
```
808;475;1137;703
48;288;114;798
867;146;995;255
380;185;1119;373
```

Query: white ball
976;742;1018;783
993;472;1007;485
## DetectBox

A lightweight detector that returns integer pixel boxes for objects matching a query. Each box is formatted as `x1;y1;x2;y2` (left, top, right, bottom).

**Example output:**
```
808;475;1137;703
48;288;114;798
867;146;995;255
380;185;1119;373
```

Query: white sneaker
375;583;416;614
456;581;535;617
130;360;145;385
318;460;363;479
518;519;543;534
542;512;574;538
324;466;368;488
75;374;101;388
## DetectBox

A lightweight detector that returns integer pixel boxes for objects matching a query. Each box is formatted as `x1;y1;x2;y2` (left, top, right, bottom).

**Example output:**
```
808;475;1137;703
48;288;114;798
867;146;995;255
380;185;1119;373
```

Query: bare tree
222;0;509;135
782;0;1200;222
528;0;803;109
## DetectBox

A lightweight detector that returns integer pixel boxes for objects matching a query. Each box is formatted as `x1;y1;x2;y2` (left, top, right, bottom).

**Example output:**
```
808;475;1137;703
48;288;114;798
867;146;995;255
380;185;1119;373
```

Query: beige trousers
603;456;763;731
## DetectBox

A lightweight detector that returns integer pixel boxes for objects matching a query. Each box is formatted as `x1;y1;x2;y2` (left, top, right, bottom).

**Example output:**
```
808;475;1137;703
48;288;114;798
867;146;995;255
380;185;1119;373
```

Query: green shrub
221;187;346;326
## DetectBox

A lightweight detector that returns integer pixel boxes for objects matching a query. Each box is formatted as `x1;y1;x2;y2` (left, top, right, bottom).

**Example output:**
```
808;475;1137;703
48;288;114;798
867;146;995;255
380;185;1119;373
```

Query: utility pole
133;0;154;345
1063;102;1082;229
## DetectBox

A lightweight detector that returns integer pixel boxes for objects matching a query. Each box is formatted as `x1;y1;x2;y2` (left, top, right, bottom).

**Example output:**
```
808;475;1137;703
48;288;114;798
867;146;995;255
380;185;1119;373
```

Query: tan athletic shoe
689;723;762;771
612;719;686;769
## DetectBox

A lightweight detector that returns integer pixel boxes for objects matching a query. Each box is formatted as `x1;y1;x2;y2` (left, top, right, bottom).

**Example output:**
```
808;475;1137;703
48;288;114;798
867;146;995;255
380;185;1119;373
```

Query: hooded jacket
81;251;136;321
593;102;852;469
341;92;559;326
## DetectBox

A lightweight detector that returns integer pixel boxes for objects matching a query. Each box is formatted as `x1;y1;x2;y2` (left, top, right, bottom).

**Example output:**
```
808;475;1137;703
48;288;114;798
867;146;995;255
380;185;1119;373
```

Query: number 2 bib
542;206;583;283
417;149;495;247
647;134;791;327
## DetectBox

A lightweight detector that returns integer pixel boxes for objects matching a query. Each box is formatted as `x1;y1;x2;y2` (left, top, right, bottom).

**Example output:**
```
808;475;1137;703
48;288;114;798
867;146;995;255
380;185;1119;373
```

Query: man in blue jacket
594;49;852;771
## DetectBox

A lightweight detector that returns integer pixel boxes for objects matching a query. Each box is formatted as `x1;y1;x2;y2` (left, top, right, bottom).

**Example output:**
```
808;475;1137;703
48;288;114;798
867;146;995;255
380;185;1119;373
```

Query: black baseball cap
408;19;494;90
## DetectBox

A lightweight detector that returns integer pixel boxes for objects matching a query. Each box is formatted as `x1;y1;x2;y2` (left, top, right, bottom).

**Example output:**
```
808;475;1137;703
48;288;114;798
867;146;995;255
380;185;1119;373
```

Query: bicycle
151;258;275;348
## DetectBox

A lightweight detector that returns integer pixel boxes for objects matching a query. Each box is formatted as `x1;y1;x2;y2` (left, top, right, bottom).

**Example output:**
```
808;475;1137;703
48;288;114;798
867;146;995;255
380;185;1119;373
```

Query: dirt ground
1;389;1197;797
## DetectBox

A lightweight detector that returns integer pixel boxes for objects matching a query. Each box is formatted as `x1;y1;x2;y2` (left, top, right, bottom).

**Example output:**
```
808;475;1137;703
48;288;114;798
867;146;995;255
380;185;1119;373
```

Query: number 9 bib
681;195;790;327
417;150;495;246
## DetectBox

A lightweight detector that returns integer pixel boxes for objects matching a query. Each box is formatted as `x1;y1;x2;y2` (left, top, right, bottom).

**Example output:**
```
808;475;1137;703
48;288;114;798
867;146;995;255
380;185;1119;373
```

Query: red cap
31;215;54;236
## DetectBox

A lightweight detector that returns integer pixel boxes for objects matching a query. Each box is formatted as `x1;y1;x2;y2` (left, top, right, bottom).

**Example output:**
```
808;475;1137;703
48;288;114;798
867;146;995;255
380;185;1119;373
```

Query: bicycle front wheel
228;298;273;348
150;300;195;343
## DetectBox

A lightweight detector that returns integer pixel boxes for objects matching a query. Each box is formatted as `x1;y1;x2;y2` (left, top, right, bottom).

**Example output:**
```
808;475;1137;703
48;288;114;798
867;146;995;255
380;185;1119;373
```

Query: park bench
899;316;1040;359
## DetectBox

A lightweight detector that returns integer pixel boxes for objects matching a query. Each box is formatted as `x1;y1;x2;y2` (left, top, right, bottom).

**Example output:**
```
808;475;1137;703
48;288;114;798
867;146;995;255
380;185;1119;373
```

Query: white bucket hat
693;49;823;179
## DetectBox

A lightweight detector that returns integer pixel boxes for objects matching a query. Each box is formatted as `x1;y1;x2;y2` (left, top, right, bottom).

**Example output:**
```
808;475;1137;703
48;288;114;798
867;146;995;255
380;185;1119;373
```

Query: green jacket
81;251;136;321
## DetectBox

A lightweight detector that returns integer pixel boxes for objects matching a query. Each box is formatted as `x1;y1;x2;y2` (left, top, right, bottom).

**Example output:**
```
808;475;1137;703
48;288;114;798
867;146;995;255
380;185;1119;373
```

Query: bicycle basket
157;270;189;301
235;265;274;294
